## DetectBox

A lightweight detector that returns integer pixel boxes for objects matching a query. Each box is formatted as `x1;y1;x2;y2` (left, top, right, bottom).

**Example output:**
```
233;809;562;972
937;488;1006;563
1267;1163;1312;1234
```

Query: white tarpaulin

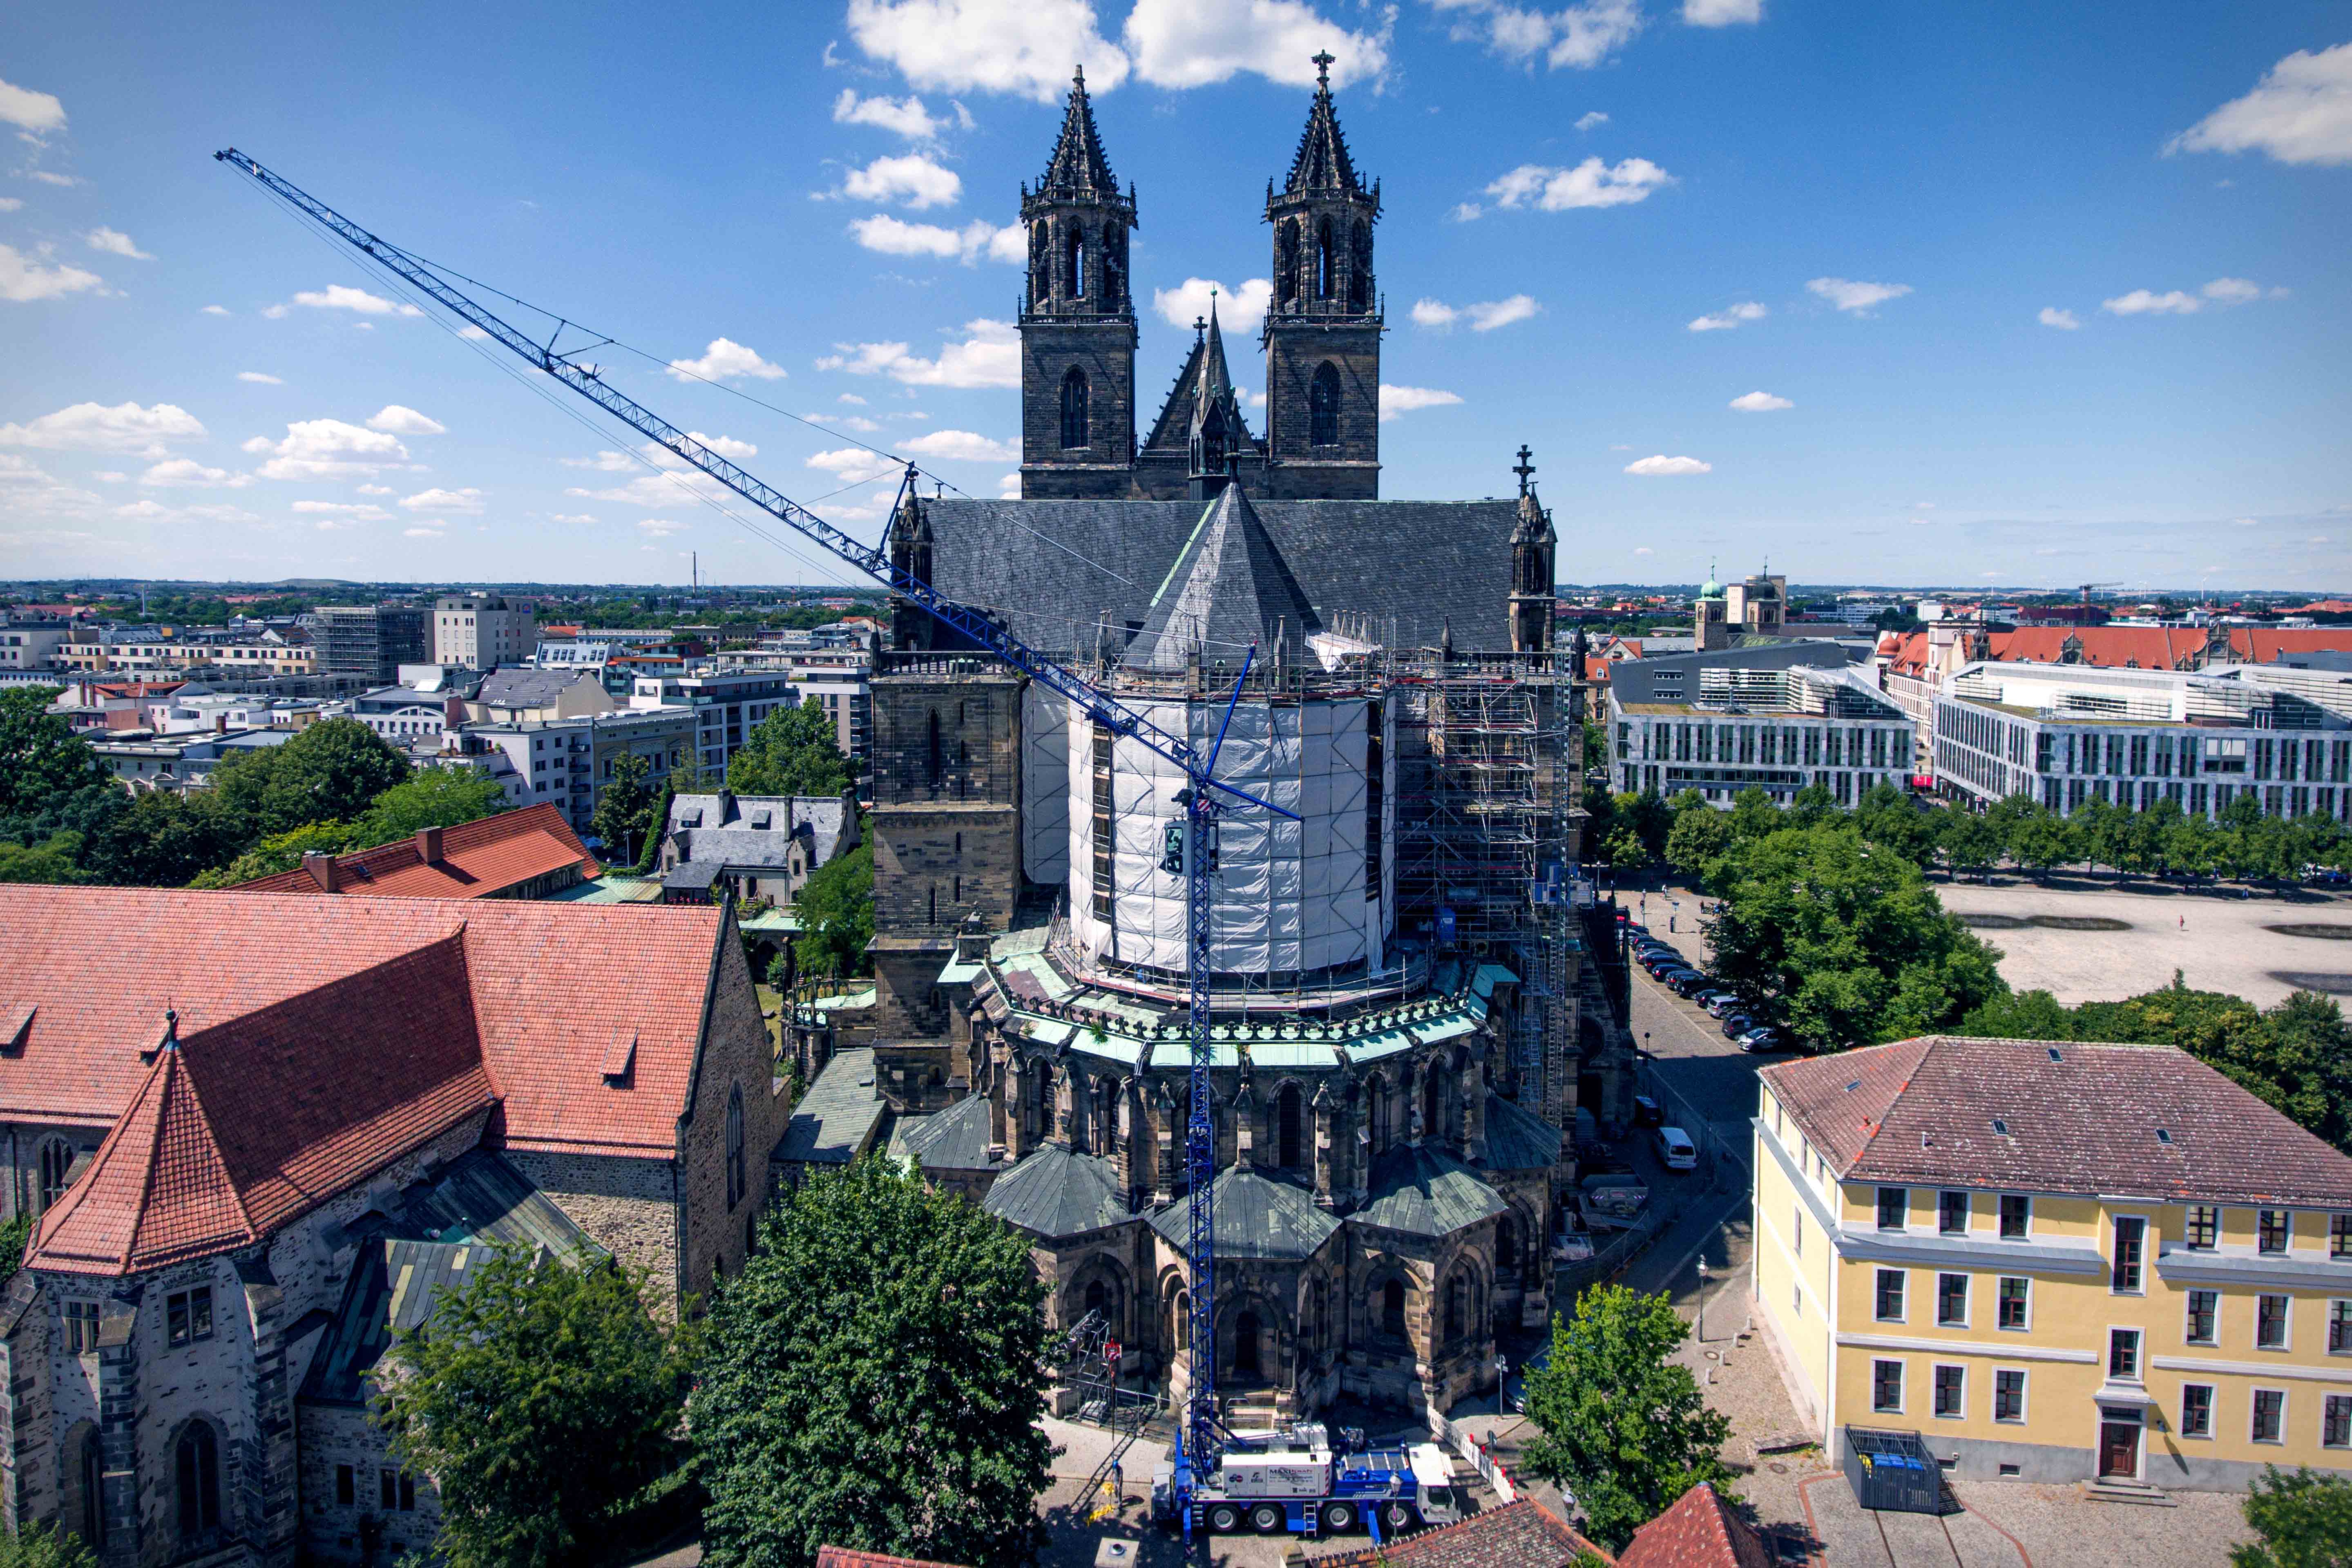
1021;683;1071;884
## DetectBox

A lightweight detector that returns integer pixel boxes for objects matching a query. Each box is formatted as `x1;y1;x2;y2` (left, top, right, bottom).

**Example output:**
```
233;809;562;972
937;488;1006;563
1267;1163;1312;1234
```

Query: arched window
725;1084;746;1209
1173;1290;1190;1351
1423;1072;1441;1144
1308;363;1340;448
1276;221;1300;306
1445;1272;1466;1339
1095;1078;1120;1157
1233;1310;1261;1376
1368;1076;1389;1154
1380;1280;1406;1340
1085;1278;1108;1318
1066;227;1087;300
1349;221;1373;312
80;1430;105;1547
1316;220;1333;299
1309;1278;1329;1349
1030;223;1050;304
1060;368;1090;451
1497;1216;1518;1271
175;1423;220;1541
1276;1084;1303;1171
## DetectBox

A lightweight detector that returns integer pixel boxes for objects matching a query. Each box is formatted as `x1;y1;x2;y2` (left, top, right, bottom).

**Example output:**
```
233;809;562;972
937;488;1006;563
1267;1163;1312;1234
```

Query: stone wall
1018;318;1137;497
1262;318;1381;500
505;1150;677;1307
294;1404;439;1568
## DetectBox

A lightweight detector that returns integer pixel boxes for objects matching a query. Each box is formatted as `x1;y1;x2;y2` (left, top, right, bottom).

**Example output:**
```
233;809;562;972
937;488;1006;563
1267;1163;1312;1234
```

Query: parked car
1669;972;1712;997
1632;1094;1664;1127
1720;1012;1754;1038
1656;1126;1699;1170
1698;992;1739;1015
1738;1027;1787;1053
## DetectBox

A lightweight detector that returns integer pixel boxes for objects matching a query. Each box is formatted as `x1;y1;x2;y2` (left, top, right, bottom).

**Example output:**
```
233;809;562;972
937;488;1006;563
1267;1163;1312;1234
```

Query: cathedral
799;60;1636;1423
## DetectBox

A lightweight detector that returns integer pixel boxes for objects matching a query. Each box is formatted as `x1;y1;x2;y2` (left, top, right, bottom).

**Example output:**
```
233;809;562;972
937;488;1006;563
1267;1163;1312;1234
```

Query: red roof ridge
1617;1479;1773;1568
228;803;601;899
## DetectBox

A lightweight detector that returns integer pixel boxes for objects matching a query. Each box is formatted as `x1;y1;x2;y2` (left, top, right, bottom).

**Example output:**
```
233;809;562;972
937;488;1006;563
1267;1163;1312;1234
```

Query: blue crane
214;147;1275;1508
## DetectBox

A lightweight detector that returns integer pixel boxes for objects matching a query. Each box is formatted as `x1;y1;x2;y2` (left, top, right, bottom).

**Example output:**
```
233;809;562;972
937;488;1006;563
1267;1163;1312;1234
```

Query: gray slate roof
1483;1092;1564;1173
1128;485;1320;671
1147;1166;1339;1261
1352;1143;1508;1237
480;667;599;710
918;496;1526;655
666;793;857;871
982;1143;1132;1238
777;1046;887;1166
897;1091;1003;1173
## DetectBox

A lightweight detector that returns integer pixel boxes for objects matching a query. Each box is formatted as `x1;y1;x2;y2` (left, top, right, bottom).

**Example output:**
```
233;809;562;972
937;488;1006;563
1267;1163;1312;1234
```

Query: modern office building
467;707;697;838
314;605;429;684
432;594;538;670
630;667;867;779
1606;644;1914;804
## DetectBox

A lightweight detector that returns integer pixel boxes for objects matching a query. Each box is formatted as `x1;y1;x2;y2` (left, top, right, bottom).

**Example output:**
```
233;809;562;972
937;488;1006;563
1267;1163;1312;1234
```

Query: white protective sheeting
1021;683;1072;884
1068;696;1393;976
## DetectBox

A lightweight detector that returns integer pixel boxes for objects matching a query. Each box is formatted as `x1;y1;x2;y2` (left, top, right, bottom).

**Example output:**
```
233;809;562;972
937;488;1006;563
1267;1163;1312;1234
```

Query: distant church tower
1018;69;1139;500
1508;446;1557;653
1261;51;1382;500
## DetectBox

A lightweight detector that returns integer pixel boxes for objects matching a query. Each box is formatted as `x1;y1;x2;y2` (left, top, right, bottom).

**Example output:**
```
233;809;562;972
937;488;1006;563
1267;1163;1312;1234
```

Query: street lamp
1696;1260;1710;1342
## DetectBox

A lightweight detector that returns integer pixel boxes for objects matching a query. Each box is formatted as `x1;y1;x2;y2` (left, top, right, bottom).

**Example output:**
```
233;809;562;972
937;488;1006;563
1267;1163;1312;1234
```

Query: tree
636;778;674;875
210;718;409;838
187;821;360;888
357;767;511;842
691;1157;1054;1568
1953;988;2078;1042
0;1520;98;1568
94;790;250;887
2234;1465;2352;1568
0;688;122;849
1853;781;1937;866
0;833;94;885
1602;823;1651;875
1728;787;1782;845
1622;787;1673;864
592;754;656;866
373;1247;693;1568
1785;782;1838;831
2071;795;2127;875
793;842;873;980
1937;810;2002;880
0;1213;29;1278
2006;803;2075;879
726;700;849;798
1666;803;1734;880
1519;1284;1737;1552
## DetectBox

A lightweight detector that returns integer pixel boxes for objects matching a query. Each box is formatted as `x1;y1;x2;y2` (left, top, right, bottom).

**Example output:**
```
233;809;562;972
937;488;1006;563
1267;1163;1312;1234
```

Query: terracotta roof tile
1616;1482;1773;1568
814;1550;971;1568
230;803;601;899
1319;1499;1610;1567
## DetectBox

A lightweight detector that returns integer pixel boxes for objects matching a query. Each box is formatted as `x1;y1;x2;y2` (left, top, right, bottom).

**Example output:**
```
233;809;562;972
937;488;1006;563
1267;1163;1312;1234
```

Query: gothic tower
1261;52;1382;500
1508;445;1557;653
1019;69;1139;500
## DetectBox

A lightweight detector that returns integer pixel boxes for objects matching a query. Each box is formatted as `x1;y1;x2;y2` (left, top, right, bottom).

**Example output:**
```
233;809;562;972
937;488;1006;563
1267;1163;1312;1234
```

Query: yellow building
1753;1035;2352;1493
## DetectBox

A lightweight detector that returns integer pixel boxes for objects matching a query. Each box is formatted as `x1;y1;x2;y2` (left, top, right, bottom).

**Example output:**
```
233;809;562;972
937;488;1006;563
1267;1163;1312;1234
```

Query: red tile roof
814;1550;970;1568
1878;625;2352;680
1761;1035;2352;1206
0;887;726;1161
1318;1499;1610;1567
1615;1482;1773;1568
230;802;600;899
29;931;496;1275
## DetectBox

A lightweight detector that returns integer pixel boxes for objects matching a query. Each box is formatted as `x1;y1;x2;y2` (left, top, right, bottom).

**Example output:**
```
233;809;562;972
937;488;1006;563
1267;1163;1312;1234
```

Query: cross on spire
1512;444;1535;496
1312;50;1334;88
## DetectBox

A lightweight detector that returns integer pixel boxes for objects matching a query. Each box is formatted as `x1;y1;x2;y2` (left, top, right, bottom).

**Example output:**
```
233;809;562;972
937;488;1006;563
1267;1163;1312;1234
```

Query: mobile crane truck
1151;1422;1463;1539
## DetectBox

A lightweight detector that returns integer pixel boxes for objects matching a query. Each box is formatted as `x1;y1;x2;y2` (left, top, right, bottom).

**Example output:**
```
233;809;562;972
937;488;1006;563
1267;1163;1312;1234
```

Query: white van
1657;1126;1698;1170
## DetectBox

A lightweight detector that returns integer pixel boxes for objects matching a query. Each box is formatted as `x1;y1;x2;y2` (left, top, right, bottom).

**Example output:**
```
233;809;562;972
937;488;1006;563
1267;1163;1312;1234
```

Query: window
2186;1204;2220;1251
2334;1213;2352;1259
1871;1359;1903;1414
1994;1369;2027;1423
2108;1327;2141;1380
725;1084;746;1210
1999;1194;2030;1239
336;1464;355;1505
381;1470;398;1510
2333;1300;2352;1354
2328;1395;2352;1450
1381;1279;1405;1340
1933;1364;1964;1418
1877;1187;1908;1231
1997;1276;2030;1330
1937;1273;1968;1327
1875;1269;1906;1323
63;1300;99;1353
2181;1384;2214;1439
1793;1207;1803;1256
2112;1216;2146;1292
2260;1208;2291;1254
2254;1389;2286;1443
1059;367;1090;450
1939;1190;1969;1235
37;1137;74;1211
166;1287;213;1347
2258;1294;2290;1349
2186;1289;2219;1345
1308;362;1340;448
175;1424;219;1540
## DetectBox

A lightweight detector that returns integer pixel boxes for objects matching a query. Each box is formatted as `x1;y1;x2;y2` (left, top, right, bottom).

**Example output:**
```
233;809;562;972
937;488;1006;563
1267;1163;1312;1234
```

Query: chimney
303;851;340;893
417;826;446;864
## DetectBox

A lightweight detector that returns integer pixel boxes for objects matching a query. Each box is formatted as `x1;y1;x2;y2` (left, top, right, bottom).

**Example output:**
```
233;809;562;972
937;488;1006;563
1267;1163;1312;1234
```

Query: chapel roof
1126;485;1323;671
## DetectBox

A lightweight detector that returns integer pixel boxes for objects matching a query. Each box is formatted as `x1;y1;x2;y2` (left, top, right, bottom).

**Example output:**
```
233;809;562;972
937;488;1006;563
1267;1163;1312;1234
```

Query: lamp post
1696;1260;1709;1343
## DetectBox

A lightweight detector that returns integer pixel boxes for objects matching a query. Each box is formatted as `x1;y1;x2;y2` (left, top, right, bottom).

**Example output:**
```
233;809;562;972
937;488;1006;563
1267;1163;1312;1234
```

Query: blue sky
2;1;2348;592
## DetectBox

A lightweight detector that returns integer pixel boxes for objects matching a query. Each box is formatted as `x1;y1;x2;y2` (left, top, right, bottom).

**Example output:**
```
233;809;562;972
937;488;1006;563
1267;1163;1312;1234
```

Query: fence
1425;1407;1519;1505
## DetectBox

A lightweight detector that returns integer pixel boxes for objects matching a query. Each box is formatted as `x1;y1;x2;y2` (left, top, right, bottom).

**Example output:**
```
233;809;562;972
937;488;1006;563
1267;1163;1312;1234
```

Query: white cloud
1378;384;1464;422
238;371;284;384
847;213;1025;264
1433;0;1642;70
265;284;422;318
808;449;902;485
1633;545;1653;555
112;500;174;521
806;411;883;433
687;431;758;460
1683;0;1762;24
0;199;19;213
403;527;444;538
1624;453;1712;475
139;459;252;489
1476;157;1674;213
901;429;1016;462
357;483;393;495
1807;277;1912;313
0;244;103;304
637;518;685;537
201;304;229;315
0;401;205;456
1728;390;1791;412
2101;288;2202;317
1574;110;1609;130
240;418;409;480
1122;0;1390;90
2167;42;2352;168
25;172;78;189
839;393;869;405
997;472;1022;498
400;486;484;513
2037;306;2081;331
549;513;598;525
832;89;954;143
2201;276;2263;305
1411;297;1458;328
1409;293;1540;331
292;501;391;520
564;450;639;472
846;0;1130;102
367;404;446;435
566;470;732;510
84;228;153;261
92;471;126;483
1688;302;1766;332
1151;277;1274;336
666;337;787;382
838;154;963;210
456;325;490;341
0;78;67;137
817;319;1021;389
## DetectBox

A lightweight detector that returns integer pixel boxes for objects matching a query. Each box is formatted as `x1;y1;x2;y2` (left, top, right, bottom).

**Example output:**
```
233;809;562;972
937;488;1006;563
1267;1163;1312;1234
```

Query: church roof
1351;1142;1508;1237
1282;57;1371;202
982;1142;1132;1238
1147;1166;1339;1261
1141;332;1260;456
1126;485;1323;670
1482;1092;1564;1173
1035;68;1121;201
896;1090;1005;1173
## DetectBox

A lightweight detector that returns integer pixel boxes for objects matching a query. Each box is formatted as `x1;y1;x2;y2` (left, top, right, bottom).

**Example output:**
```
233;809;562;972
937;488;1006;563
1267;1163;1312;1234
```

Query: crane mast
214;148;1274;1495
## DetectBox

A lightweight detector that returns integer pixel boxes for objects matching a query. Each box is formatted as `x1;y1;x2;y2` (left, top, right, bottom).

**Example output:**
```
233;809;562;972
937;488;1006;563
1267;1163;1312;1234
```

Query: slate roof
1762;1035;2352;1206
1284;66;1369;200
1319;1499;1610;1568
1128;485;1322;670
230;803;599;898
776;1047;887;1167
666;793;857;871
983;1143;1132;1239
919;496;1523;655
1483;1092;1564;1173
1352;1143;1508;1237
1035;69;1119;199
478;667;601;710
1147;1166;1338;1261
1616;1481;1773;1568
897;1091;1003;1173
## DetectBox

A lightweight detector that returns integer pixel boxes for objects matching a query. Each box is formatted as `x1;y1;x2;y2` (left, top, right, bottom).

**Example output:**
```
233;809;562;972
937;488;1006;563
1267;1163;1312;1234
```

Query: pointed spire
1037;66;1120;199
1283;54;1369;200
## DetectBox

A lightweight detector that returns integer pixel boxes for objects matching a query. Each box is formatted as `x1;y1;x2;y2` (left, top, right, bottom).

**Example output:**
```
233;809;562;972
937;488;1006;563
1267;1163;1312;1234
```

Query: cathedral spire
1035;66;1121;199
1282;54;1372;203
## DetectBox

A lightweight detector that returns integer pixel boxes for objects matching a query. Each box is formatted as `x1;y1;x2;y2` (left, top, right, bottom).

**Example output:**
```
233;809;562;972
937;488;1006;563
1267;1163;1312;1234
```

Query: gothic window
1085;1278;1108;1318
80;1430;105;1547
1173;1290;1190;1351
1197;405;1227;476
1030;1063;1055;1142
1497;1216;1518;1271
1380;1279;1406;1340
927;710;943;788
1276;221;1300;306
1368;1075;1390;1153
1316;219;1334;299
1349;221;1372;312
1234;1309;1262;1376
1060;367;1090;450
1103;228;1127;306
1445;1271;1467;1339
1309;362;1340;447
1030;223;1050;305
1096;1078;1120;1157
1309;1279;1329;1349
175;1423;220;1542
725;1084;746;1209
38;1137;74;1211
1066;226;1087;300
1276;1083;1303;1170
1423;1070;1442;1144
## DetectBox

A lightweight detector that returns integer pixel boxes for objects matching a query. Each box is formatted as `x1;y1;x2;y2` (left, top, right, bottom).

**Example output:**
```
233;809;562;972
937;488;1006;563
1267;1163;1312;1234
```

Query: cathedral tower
1261;52;1382;500
1018;69;1139;500
1508;445;1557;654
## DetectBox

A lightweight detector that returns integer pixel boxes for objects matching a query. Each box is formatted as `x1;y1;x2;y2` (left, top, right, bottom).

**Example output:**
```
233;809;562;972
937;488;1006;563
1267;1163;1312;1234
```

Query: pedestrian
2179;914;2185;930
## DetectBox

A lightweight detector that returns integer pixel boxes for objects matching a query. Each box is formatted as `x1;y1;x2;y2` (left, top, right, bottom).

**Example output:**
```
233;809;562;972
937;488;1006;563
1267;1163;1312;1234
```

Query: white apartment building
433;594;538;670
630;667;868;779
0;620;70;670
465;707;697;836
1609;649;1916;805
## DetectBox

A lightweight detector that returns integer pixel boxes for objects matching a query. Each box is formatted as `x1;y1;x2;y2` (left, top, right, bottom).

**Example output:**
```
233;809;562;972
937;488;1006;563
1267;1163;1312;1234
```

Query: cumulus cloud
2200;276;2263;305
2037;307;2081;330
139;459;252;488
0;401;205;456
1728;390;1791;412
637;518;686;537
688;431;758;460
837;154;963;209
201;304;229;316
357;404;443;436
805;411;883;433
1574;110;1609;130
847;213;1025;264
403;527;444;538
356;483;394;495
832;89;957;143
1807;277;1912;313
1411;293;1541;332
1432;0;1642;70
998;472;1022;498
900;429;1017;462
1121;0;1391;91
666;337;787;382
0;244;103;304
1152;277;1274;336
1378;385;1464;422
2101;288;2202;317
0;78;68;137
846;0;1130;101
1688;302;1766;332
808;449;904;485
0;199;20;213
400;486;484;513
2167;42;2352;167
240;419;409;481
263;284;422;319
237;371;284;384
1623;453;1712;475
291;500;391;520
1472;157;1674;214
1683;0;1762;23
84;228;153;261
817;319;1021;389
456;325;491;341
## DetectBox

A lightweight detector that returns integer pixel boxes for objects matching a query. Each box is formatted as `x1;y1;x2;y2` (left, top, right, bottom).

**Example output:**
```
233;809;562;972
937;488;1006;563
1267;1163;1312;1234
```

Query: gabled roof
1126;486;1323;671
1352;1143;1507;1237
776;1046;887;1167
1319;1498;1610;1567
1616;1481;1773;1568
1140;327;1261;457
1035;69;1119;199
1761;1035;2352;1206
478;666;603;710
1483;1092;1564;1173
897;1091;1004;1173
230;803;600;898
984;1142;1132;1239
1148;1166;1339;1260
1283;63;1370;201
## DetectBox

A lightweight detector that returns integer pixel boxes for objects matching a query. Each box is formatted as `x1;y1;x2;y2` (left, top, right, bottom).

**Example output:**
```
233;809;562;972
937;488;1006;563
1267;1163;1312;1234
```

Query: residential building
1607;645;1913;805
0;617;70;671
630;668;848;779
464;707;696;838
88;728;293;791
431;593;537;670
1753;1035;2352;1490
474;666;616;724
1930;661;2351;821
229;804;601;900
346;683;470;743
314;605;429;683
702;643;875;762
655;790;860;907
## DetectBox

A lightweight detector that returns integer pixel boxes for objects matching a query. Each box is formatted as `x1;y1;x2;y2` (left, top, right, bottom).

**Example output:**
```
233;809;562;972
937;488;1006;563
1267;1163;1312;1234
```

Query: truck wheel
1382;1501;1418;1534
1206;1503;1242;1534
1250;1503;1285;1534
1320;1501;1357;1533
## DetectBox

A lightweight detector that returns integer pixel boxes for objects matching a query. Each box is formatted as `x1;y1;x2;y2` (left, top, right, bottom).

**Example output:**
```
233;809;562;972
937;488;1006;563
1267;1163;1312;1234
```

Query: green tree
1853;781;1938;866
0;833;95;885
373;1247;693;1568
636;779;674;876
1602;823;1652;875
1953;988;2077;1041
0;687;123;849
2071;795;2128;875
1984;792;2037;857
211;718;409;838
726;700;849;798
187;820;360;888
2006;803;2076;879
1623;787;1673;864
592;753;656;866
1519;1284;1737;1552
0;1519;98;1568
356;768;511;843
692;1157;1054;1568
2234;1465;2352;1568
1726;786;1782;844
793;842;873;980
0;1213;30;1278
1785;782;1839;831
1666;803;1734;880
1937;810;2002;880
94;790;250;887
